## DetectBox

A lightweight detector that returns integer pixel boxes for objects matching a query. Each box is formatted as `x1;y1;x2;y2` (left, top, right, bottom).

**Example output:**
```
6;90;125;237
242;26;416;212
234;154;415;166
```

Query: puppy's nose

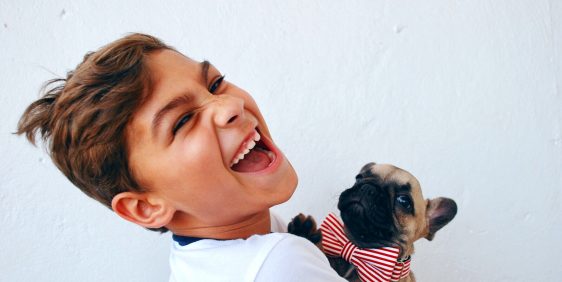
339;196;364;209
338;184;375;211
338;196;369;222
338;187;365;211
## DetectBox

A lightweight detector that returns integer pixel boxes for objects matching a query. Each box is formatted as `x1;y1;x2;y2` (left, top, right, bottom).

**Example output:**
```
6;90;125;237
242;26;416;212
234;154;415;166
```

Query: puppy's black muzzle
338;178;398;247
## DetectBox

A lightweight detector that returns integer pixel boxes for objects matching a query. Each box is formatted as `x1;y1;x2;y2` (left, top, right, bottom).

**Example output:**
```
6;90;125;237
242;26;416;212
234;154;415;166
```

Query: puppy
289;162;457;282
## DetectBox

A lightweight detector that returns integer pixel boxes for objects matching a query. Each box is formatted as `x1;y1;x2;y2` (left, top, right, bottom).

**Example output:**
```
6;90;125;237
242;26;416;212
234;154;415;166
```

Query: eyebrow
395;183;412;193
151;60;211;137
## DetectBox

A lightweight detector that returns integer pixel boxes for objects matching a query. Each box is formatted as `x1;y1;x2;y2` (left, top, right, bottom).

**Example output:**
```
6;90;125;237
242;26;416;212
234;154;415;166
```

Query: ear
111;192;176;229
425;197;458;241
356;162;376;180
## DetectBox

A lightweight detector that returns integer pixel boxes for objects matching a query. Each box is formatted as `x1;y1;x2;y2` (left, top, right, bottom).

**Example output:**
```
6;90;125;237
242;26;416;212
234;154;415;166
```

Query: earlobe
111;192;176;229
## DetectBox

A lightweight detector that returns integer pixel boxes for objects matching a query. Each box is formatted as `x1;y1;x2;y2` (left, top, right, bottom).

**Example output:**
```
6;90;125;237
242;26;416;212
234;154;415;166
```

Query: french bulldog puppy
289;162;457;282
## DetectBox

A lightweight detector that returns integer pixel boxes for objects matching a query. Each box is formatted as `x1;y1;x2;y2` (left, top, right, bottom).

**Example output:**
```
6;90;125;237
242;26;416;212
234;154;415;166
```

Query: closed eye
172;113;193;135
209;75;225;94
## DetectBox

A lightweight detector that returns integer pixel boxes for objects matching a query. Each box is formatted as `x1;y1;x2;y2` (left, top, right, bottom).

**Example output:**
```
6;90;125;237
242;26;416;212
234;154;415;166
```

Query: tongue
232;148;272;172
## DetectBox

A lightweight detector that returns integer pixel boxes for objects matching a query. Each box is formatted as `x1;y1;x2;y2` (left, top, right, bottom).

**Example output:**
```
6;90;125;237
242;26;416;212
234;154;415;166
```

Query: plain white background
1;1;561;281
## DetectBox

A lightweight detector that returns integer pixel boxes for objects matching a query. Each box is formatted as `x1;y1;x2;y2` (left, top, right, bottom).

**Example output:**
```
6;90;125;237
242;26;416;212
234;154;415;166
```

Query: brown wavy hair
16;33;173;232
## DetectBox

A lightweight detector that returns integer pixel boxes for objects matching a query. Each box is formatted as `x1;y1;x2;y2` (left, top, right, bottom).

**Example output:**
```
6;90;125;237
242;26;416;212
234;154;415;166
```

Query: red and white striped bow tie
320;213;411;282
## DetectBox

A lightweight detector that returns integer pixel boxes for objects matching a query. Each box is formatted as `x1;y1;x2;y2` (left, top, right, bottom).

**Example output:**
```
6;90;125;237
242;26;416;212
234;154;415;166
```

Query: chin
268;161;298;206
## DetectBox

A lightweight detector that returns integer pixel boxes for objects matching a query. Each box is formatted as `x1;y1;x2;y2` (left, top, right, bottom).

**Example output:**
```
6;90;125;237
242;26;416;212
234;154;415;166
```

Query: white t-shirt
169;232;346;282
168;214;346;282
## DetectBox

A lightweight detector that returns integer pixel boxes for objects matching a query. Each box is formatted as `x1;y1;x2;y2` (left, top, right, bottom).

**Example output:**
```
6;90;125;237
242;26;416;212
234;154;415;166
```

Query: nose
210;95;244;127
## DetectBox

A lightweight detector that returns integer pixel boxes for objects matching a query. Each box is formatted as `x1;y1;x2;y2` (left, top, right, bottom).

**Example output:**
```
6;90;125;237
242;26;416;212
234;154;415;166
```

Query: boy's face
126;50;297;228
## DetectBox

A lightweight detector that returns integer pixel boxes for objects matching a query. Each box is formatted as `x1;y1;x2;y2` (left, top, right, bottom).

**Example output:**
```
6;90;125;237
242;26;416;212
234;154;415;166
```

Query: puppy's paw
288;213;322;245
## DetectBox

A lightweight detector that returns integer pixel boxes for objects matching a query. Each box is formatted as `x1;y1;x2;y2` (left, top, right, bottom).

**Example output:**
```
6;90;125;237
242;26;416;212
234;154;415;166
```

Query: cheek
230;88;271;135
396;214;412;232
395;213;420;240
414;203;429;236
410;213;429;240
135;138;221;192
166;172;241;214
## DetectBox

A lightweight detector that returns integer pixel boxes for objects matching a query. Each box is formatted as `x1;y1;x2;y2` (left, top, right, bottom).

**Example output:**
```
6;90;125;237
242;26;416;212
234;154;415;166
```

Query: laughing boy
17;33;345;281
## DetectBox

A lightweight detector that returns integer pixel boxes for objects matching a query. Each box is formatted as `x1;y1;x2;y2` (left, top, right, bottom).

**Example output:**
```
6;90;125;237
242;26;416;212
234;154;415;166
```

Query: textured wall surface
1;1;561;281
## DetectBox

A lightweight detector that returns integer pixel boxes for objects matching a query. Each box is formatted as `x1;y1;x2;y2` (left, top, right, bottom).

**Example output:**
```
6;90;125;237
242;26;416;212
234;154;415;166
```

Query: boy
17;33;345;281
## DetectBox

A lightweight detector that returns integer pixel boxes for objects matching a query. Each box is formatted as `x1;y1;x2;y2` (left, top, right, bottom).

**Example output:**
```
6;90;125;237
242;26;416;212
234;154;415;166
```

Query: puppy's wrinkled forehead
358;162;421;192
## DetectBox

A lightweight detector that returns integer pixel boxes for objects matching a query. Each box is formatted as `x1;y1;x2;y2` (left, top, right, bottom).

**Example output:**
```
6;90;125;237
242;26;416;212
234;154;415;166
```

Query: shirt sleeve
255;234;347;282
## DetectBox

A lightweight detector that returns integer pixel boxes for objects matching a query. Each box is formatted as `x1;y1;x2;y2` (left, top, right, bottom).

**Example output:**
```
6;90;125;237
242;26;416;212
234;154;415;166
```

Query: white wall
1;1;561;281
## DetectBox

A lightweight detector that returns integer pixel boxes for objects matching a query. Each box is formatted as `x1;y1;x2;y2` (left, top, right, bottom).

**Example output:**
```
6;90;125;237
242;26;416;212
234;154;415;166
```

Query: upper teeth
231;131;261;167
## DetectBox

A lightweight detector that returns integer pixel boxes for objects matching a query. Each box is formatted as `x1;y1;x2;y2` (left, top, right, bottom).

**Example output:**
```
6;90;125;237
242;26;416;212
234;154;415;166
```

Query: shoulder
268;233;323;257
255;234;346;282
169;233;313;282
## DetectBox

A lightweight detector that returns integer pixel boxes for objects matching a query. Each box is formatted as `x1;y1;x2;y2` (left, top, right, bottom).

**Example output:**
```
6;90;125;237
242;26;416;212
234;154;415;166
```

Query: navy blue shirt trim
172;234;205;246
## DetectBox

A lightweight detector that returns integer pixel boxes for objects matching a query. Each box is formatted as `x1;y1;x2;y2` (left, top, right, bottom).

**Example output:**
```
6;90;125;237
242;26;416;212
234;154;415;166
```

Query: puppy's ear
425;197;457;241
111;192;176;229
356;162;376;180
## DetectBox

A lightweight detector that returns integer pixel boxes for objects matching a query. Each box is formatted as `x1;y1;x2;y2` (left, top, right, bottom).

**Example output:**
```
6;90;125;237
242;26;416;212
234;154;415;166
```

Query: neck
168;210;271;240
399;240;415;258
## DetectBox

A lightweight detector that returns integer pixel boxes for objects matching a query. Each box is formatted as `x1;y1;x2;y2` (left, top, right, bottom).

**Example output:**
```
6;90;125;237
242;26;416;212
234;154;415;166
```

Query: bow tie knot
341;240;358;262
320;213;411;282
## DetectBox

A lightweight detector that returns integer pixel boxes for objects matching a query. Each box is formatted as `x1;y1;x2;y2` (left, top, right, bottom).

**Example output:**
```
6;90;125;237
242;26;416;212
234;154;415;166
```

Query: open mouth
230;128;277;173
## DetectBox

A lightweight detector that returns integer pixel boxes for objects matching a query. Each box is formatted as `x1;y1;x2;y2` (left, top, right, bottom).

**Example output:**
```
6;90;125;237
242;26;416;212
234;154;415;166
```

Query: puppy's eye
396;195;413;213
209;75;225;94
